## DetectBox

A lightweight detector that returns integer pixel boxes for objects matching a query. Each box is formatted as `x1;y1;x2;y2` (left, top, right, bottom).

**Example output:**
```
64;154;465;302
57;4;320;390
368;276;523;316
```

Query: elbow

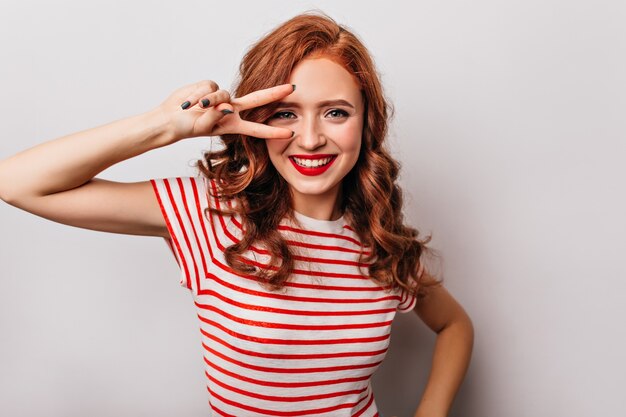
0;171;34;205
0;182;28;207
443;309;475;346
0;180;19;205
0;187;14;205
0;192;21;208
458;311;475;349
0;169;15;204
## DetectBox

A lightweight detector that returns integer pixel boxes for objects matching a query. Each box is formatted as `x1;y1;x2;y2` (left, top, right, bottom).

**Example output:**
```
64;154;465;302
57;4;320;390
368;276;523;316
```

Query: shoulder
150;175;215;211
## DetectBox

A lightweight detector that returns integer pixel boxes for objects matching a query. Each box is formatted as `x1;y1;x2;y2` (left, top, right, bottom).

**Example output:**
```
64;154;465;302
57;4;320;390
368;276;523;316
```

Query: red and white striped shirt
150;176;417;417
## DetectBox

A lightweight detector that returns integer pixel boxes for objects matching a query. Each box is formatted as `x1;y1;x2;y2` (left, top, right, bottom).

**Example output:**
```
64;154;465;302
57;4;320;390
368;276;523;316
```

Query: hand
155;80;294;143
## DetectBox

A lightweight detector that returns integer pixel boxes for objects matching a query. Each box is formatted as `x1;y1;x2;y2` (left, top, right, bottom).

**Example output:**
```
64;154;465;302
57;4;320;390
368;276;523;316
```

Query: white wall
1;1;624;416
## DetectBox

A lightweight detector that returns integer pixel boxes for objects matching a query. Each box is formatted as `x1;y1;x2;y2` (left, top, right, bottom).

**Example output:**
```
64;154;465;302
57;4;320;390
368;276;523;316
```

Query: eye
326;109;349;118
271;111;296;119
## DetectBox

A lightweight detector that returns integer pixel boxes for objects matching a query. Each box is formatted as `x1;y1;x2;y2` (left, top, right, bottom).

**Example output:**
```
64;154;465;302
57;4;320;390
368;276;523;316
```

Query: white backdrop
1;1;624;416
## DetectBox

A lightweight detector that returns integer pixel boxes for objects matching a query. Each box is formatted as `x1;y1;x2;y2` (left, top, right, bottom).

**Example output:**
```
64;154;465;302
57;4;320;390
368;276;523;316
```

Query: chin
289;180;337;196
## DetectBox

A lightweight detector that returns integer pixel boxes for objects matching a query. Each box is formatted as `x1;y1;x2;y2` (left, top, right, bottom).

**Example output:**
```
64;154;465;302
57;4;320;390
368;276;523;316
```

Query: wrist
144;107;178;147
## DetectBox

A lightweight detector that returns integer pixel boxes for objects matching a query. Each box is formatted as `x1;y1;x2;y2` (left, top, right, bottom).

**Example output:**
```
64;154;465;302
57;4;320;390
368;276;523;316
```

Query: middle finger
235;119;294;140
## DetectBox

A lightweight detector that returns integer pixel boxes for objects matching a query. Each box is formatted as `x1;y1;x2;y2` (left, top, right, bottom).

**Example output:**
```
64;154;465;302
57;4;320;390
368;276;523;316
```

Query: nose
294;115;326;150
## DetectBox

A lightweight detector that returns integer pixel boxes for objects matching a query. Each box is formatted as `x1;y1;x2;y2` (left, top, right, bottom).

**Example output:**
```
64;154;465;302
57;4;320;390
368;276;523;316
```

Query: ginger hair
196;10;441;300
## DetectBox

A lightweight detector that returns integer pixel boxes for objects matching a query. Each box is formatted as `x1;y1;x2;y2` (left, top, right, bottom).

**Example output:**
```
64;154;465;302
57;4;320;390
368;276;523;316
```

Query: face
265;57;364;213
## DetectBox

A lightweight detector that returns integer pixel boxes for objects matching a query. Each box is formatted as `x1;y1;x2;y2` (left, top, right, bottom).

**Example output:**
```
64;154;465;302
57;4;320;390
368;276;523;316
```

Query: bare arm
0;81;295;237
412;277;474;417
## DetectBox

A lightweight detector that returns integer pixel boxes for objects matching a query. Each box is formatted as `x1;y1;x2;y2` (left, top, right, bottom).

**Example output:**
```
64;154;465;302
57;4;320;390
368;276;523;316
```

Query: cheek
331;121;362;154
265;140;292;175
265;140;289;159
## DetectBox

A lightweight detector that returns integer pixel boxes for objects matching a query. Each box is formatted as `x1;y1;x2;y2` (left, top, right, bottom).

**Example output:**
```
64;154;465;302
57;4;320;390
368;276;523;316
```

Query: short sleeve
150;176;212;291
396;262;426;314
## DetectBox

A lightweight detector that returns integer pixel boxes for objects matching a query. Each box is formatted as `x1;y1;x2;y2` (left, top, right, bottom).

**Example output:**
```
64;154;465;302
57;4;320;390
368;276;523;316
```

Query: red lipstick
289;154;337;176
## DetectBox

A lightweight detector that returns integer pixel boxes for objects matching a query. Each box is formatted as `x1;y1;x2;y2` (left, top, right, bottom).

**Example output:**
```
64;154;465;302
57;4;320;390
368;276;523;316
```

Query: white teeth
292;157;333;168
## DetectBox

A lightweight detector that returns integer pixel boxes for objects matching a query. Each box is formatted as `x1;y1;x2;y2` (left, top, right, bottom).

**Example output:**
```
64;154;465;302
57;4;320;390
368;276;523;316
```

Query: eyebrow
274;99;355;109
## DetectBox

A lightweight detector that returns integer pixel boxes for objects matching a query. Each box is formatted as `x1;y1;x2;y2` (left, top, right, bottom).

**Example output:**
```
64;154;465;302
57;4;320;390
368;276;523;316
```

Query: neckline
292;209;347;234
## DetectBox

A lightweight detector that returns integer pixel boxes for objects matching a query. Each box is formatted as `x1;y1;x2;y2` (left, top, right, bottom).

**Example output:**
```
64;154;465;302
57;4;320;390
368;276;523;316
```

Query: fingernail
292;84;296;91
291;130;295;138
181;101;191;110
221;109;234;115
201;98;210;108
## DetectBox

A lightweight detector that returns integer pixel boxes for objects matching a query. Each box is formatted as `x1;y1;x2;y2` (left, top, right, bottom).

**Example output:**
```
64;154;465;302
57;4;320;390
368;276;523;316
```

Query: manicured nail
292;84;296;91
221;109;234;115
181;101;191;110
200;98;210;108
291;130;295;138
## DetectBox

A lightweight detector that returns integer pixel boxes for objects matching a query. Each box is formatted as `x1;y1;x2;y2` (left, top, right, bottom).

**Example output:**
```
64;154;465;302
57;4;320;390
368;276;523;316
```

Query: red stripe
185;176;211;279
210;403;237;417
288;239;370;255
194;291;396;317
278;224;364;247
152;179;192;289
207;224;375;281
399;287;407;306
215;180;366;253
225;193;365;246
202;204;403;300
352;388;375;417
293;254;371;267
204;343;382;374
207;266;391;294
198;315;391;345
196;303;393;331
162;236;179;267
207;384;369;416
170;178;201;289
204;356;371;388
207;371;367;402
206;182;378;281
200;327;388;360
208;208;375;280
402;291;417;312
206;271;400;305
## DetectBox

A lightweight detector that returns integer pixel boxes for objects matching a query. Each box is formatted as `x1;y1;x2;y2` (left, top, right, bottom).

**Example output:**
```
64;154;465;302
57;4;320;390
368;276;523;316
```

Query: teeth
292;157;333;168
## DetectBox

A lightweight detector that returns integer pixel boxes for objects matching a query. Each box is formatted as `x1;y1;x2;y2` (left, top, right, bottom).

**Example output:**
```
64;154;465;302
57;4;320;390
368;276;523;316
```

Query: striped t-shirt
150;176;418;417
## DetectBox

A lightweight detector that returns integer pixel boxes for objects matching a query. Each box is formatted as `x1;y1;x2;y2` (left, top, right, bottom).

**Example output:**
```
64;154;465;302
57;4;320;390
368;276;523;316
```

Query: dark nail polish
291;130;295;138
221;109;234;115
181;101;191;110
292;84;296;91
201;98;210;108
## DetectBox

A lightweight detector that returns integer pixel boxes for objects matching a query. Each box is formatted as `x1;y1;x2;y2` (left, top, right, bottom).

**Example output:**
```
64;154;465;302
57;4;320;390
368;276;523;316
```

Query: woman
0;11;473;417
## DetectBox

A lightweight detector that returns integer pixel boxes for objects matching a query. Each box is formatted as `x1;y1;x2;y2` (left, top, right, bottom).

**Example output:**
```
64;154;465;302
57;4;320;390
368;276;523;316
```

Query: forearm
414;314;474;417
0;108;173;201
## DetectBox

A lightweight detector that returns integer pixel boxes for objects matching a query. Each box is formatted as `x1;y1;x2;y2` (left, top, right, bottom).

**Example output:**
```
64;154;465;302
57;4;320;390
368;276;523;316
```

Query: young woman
0;11;473;417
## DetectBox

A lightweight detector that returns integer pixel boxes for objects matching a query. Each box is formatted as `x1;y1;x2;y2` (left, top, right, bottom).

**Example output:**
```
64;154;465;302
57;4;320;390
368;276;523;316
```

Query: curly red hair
196;10;440;300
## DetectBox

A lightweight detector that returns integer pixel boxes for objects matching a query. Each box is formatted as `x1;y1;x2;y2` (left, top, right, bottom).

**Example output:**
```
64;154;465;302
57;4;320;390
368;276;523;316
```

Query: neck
291;184;343;221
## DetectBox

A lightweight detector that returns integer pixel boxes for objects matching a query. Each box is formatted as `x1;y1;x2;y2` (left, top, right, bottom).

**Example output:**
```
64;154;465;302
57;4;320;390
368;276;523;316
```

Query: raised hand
155;80;295;143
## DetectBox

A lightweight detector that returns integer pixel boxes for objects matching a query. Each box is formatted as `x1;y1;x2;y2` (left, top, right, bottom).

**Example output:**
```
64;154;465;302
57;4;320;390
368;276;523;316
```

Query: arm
0;108;176;237
0;81;294;236
411;278;474;417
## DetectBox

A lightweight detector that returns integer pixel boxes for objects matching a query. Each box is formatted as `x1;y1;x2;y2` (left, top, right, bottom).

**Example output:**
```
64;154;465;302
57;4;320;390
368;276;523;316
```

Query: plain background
1;1;625;416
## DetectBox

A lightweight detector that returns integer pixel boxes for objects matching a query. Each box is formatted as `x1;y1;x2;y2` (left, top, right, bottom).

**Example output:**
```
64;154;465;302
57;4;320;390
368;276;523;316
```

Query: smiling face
265;57;364;220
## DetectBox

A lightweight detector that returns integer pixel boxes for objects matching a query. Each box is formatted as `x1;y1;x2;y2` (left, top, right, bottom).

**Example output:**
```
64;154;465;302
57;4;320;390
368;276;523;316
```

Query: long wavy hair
196;10;441;300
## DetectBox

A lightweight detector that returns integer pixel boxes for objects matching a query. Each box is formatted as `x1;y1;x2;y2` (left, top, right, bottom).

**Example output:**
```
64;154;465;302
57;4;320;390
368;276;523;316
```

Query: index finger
231;83;295;111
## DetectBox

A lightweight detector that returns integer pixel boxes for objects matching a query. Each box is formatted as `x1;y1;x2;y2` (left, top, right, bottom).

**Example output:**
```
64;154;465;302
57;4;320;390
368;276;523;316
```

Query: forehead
288;57;363;107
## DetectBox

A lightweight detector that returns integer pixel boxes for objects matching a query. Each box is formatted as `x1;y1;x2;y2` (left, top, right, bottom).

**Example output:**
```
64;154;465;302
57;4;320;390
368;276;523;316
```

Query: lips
288;154;337;176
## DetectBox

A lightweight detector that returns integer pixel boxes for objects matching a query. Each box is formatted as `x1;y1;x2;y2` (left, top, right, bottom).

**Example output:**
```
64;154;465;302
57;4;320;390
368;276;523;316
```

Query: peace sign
155;80;295;144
